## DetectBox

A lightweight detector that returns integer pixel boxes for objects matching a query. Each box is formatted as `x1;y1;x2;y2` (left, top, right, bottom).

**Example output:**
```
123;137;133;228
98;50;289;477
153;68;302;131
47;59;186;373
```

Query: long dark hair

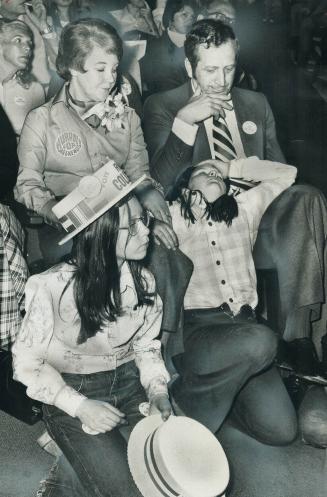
167;166;238;226
64;200;153;344
46;0;79;35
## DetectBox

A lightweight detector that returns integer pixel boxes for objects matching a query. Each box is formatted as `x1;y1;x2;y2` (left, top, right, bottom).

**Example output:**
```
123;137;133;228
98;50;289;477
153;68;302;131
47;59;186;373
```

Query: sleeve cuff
54;385;87;418
172;117;198;146
147;375;169;401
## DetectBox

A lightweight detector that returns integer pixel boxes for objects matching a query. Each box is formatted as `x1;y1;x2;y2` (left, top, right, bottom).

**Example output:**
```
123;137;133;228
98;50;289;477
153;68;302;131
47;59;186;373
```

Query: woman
13;181;172;497
46;0;80;35
0;19;45;136
141;0;197;96
15;18;170;264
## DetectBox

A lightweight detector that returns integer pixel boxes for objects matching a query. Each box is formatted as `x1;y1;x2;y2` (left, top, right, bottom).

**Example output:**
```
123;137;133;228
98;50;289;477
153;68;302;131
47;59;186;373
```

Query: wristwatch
40;24;54;36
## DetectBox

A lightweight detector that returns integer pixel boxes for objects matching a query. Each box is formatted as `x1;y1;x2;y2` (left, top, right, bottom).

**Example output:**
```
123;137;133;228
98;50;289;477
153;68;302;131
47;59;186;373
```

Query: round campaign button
78;175;102;198
56;131;82;157
242;121;257;135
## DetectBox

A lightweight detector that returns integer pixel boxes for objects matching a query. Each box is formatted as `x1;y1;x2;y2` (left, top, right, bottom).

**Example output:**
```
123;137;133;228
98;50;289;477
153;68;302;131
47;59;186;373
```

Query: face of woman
0;28;32;72
189;164;227;203
116;197;150;264
70;45;119;103
170;5;196;34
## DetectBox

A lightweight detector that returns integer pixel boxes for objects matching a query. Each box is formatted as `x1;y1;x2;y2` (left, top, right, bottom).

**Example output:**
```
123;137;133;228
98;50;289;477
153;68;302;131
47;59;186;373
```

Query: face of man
188;39;237;96
0;0;26;18
0;27;32;73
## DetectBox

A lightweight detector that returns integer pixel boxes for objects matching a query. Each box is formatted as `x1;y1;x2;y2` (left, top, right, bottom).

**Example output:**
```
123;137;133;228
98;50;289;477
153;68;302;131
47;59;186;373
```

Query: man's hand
24;0;48;32
76;399;127;434
196;159;230;178
149;394;172;421
137;187;171;225
152;219;178;250
177;90;233;125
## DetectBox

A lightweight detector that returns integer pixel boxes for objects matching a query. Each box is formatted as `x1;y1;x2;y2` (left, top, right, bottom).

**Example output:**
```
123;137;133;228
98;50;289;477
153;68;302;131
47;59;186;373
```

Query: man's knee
241;324;277;368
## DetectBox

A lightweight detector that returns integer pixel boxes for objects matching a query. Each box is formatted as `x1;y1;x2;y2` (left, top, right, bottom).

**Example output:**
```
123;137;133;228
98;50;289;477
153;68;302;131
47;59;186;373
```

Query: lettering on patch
56;132;82;157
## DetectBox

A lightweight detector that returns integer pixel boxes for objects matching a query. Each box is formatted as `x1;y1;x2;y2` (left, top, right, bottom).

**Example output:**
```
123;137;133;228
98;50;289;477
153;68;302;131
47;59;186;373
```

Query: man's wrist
40;24;54;36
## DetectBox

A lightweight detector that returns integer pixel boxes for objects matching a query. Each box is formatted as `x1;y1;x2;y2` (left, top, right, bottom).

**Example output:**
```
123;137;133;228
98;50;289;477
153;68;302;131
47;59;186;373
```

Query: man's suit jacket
143;81;286;193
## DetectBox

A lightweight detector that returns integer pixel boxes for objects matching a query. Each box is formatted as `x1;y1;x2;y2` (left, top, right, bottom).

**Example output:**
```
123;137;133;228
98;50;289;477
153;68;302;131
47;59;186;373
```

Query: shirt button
208;221;213;226
221;280;226;284
229;298;233;303
211;241;216;246
216;260;220;265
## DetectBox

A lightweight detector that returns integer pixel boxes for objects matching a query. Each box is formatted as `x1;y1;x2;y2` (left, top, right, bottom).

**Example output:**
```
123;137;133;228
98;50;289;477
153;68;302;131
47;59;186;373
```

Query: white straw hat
128;415;229;497
52;160;146;245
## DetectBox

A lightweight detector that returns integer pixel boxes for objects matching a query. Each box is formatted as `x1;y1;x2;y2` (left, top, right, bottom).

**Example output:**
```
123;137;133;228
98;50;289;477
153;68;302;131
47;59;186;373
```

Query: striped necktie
212;115;237;162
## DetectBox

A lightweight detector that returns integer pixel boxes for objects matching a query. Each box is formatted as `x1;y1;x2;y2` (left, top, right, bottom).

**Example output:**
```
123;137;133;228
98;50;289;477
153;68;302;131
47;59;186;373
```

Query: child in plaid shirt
163;156;299;445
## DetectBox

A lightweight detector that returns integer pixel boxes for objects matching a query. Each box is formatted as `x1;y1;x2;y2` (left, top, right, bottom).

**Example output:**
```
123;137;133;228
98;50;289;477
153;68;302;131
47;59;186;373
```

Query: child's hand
76;399;127;434
149;394;172;421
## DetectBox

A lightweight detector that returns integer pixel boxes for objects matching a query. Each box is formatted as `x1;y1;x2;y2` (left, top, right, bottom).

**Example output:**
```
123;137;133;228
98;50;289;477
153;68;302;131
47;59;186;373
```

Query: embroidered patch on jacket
56;132;82;157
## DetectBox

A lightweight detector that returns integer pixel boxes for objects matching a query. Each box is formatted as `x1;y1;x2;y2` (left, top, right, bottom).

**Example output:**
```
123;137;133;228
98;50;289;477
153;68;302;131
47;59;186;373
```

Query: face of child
0;27;32;72
70;45;119;103
171;6;196;34
116;197;150;264
189;163;227;202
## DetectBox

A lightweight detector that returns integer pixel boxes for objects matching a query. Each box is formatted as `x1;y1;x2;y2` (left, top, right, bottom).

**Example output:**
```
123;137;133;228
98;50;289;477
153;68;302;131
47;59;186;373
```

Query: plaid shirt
0;204;28;348
169;158;297;313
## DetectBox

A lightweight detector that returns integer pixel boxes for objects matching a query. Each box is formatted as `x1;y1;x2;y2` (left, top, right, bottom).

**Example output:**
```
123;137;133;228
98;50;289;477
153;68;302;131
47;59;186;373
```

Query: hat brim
58;174;146;245
127;414;229;497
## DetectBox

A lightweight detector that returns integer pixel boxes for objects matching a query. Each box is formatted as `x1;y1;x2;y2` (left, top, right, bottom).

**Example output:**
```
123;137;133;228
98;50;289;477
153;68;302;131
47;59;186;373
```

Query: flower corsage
83;79;132;133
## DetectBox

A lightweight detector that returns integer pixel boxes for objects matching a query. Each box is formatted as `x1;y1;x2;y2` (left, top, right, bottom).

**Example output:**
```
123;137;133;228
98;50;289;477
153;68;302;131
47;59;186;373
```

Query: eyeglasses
119;210;152;237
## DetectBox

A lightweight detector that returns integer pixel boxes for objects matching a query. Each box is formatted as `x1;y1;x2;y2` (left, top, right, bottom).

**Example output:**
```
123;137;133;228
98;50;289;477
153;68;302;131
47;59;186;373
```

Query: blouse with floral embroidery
12;262;170;418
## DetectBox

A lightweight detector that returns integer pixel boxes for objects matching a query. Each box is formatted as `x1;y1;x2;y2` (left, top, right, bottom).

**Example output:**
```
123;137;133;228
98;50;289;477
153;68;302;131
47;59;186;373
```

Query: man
144;19;327;362
164;156;298;442
0;0;51;84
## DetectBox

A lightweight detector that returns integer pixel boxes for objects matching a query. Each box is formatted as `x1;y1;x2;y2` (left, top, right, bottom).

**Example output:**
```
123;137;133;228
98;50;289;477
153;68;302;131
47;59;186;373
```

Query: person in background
0;19;45;137
141;0;198;96
45;0;80;35
109;0;160;40
0;0;53;85
13;180;172;497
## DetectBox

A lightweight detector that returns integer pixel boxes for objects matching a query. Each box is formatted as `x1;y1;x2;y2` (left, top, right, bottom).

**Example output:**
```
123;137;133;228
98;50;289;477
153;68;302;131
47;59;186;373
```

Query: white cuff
54;385;87;418
172;117;198;146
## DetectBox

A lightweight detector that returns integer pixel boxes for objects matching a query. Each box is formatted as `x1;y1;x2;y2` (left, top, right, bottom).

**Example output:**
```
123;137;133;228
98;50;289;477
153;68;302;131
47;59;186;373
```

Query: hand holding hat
149;393;172;421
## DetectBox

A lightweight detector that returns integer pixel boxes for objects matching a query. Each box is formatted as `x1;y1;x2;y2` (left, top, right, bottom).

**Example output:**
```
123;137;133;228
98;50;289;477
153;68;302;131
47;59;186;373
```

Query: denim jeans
42;361;146;497
172;307;297;444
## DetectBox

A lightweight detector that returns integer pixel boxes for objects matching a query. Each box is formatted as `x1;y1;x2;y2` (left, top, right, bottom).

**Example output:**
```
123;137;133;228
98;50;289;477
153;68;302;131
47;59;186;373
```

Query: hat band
144;429;179;497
